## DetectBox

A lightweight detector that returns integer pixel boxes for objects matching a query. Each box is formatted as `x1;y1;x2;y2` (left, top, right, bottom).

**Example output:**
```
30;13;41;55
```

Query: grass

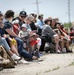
44;69;51;73
36;66;60;75
52;66;60;71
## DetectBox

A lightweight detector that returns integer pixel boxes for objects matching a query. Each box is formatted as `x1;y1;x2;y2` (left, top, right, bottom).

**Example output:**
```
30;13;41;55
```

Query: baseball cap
21;24;27;28
19;11;27;17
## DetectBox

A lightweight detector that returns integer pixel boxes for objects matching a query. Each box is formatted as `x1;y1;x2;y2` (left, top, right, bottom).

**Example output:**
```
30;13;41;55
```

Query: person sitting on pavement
0;11;20;61
56;23;72;53
4;10;38;63
42;19;60;53
12;11;27;35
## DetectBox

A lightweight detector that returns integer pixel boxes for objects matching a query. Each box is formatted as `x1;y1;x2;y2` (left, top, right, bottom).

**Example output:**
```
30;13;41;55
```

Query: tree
64;22;72;28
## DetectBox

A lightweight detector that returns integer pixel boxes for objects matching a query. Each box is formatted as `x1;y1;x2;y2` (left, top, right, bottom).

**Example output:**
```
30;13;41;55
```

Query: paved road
0;53;74;75
41;66;74;75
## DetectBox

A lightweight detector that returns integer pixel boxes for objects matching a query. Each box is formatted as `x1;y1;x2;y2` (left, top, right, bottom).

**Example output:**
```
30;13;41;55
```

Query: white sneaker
18;58;29;64
11;54;20;60
62;48;66;53
56;49;61;53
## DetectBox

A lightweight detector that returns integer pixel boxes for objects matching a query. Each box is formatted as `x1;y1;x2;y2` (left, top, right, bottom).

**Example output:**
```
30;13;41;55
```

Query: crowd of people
0;10;74;71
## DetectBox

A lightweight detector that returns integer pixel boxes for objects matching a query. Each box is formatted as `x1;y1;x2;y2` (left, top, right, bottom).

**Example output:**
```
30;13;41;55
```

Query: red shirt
13;24;20;34
30;39;40;46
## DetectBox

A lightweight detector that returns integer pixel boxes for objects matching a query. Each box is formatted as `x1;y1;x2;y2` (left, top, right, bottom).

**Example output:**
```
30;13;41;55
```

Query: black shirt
4;21;12;34
0;28;5;36
30;22;37;30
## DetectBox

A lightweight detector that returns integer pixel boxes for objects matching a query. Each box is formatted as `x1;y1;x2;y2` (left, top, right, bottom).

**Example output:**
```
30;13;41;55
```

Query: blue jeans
0;37;10;51
15;37;32;60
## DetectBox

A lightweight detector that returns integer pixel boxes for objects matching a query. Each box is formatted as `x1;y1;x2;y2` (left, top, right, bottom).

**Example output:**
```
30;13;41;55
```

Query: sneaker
66;50;72;53
56;49;61;53
11;54;21;60
39;53;43;57
62;48;66;53
33;58;43;62
32;56;38;60
18;58;29;64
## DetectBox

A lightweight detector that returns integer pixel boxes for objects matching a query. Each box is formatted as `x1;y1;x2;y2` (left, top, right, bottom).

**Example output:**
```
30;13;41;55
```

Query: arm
13;24;20;31
47;26;56;35
5;28;17;37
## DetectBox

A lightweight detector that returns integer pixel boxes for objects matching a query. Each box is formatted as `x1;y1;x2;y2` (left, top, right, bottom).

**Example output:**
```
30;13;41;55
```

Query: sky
0;0;74;23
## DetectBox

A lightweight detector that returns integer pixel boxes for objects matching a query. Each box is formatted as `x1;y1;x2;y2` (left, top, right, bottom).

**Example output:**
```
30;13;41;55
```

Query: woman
0;11;20;60
56;23;72;53
42;19;60;53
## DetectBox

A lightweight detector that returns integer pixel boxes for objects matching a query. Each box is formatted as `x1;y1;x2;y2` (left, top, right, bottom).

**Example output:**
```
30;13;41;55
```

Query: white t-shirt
18;30;29;38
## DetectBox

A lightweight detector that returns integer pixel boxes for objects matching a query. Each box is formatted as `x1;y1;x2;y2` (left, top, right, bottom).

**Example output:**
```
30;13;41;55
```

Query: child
29;33;41;57
18;24;29;49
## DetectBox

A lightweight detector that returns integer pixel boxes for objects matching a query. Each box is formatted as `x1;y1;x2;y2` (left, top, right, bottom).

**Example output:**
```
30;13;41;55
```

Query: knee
18;39;23;45
20;39;23;43
1;37;6;42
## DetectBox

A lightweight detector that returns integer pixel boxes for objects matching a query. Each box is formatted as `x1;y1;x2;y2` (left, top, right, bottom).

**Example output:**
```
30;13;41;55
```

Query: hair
0;14;3;17
56;22;60;25
5;10;14;18
52;19;56;22
26;15;34;21
51;19;56;27
70;27;73;31
44;19;52;25
38;14;43;19
55;22;61;28
0;11;3;17
31;13;37;18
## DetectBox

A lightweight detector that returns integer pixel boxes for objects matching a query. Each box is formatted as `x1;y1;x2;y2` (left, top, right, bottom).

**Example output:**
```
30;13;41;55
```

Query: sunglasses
12;15;14;18
21;16;26;18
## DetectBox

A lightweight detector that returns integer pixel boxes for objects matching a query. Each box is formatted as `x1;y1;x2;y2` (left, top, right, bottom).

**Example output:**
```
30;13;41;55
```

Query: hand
32;30;37;33
3;34;7;38
17;27;20;31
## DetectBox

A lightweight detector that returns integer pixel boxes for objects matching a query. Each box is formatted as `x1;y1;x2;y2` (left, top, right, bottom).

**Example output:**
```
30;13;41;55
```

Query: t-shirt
37;19;44;29
4;21;15;38
30;22;37;30
4;20;14;37
42;24;56;37
18;30;29;38
0;28;5;36
30;38;40;46
4;21;12;30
